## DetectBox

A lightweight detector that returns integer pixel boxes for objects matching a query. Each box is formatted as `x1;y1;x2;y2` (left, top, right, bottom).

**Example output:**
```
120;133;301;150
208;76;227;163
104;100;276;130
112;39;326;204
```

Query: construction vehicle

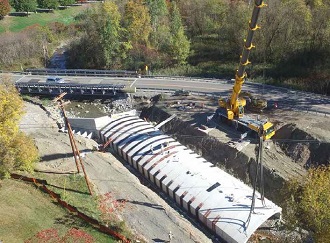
239;91;267;112
215;0;275;140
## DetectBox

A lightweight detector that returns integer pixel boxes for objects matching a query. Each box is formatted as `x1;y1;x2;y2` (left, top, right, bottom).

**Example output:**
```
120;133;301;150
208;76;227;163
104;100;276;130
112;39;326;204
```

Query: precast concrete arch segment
99;114;282;243
117;129;158;158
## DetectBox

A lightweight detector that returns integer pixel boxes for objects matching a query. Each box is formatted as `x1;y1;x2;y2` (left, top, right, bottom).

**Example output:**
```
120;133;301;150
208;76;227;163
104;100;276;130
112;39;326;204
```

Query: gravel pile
111;96;133;112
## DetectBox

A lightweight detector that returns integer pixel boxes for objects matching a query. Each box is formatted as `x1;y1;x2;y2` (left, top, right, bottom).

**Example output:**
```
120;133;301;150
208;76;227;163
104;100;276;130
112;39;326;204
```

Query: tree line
0;0;84;18
67;0;190;71
0;0;329;94
67;0;330;95
178;0;330;94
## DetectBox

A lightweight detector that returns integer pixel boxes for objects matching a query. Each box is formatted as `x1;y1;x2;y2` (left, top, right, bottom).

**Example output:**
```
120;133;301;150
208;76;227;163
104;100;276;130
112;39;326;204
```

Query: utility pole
54;93;93;195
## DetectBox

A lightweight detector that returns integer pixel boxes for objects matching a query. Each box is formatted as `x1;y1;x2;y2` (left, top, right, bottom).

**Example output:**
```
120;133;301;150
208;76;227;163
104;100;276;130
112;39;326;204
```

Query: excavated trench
274;124;330;167
62;94;329;204
140;106;283;203
140;105;330;204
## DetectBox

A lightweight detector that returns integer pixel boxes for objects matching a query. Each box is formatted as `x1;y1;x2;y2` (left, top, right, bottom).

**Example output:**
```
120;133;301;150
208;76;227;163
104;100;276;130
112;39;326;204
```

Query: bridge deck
15;81;127;97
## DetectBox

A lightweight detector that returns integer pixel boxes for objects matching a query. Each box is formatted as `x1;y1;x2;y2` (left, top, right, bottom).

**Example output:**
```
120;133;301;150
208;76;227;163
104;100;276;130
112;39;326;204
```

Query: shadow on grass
47;183;90;196
54;214;86;227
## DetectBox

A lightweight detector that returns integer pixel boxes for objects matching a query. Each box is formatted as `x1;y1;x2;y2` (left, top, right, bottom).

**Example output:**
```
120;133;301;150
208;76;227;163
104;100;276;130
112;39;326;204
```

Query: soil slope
19;99;212;243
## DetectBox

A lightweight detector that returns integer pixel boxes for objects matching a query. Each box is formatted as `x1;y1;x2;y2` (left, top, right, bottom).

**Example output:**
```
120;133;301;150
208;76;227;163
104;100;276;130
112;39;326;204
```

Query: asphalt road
7;73;330;115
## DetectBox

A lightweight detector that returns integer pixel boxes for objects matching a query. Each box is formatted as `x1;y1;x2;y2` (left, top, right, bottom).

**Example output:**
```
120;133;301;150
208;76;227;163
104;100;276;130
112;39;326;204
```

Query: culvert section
73;112;282;243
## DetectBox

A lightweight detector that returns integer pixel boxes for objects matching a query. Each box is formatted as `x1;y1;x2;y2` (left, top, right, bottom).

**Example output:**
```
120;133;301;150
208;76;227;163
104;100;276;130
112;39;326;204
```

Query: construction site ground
149;93;330;183
19;99;213;243
18;92;330;242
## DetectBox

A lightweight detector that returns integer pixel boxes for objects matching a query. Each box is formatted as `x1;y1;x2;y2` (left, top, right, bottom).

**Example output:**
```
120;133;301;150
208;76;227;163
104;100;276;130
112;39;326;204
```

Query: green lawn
35;173;101;220
0;5;91;33
0;177;115;242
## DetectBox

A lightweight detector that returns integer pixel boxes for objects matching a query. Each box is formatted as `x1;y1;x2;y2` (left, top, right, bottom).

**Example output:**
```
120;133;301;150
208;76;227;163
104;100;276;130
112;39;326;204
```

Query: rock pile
111;96;133;113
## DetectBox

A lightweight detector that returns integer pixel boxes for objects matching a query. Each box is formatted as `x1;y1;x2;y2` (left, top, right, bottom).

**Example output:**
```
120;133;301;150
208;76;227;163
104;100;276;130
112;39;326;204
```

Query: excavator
216;0;275;140
239;91;267;112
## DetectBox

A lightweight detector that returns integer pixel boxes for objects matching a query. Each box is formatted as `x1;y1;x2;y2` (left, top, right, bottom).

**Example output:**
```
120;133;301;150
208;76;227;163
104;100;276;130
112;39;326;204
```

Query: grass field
0;5;91;33
0;177;116;242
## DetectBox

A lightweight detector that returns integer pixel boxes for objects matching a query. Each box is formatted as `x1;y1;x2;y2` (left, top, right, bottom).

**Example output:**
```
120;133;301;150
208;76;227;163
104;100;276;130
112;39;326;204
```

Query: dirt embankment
275;124;330;167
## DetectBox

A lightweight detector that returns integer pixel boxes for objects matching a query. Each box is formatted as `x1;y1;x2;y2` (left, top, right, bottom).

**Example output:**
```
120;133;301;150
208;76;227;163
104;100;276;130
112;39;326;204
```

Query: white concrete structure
68;110;138;139
99;114;282;243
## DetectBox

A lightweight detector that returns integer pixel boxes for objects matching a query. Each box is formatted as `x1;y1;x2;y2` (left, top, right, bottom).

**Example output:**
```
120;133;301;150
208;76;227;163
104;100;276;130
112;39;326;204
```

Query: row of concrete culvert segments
66;111;282;243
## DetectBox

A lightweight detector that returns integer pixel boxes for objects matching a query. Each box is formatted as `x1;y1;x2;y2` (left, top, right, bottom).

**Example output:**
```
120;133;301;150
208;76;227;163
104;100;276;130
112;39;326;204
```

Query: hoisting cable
246;125;266;228
259;136;266;206
245;139;261;228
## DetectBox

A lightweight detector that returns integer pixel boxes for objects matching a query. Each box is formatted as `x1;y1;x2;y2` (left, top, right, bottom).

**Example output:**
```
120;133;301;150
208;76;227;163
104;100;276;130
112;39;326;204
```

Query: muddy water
65;100;112;118
65;95;134;118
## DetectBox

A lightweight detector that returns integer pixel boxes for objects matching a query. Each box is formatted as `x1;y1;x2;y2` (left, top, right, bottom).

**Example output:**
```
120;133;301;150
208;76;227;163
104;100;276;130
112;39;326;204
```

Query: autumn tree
112;0;128;14
0;76;39;177
257;0;311;64
121;0;155;70
123;0;152;46
216;1;250;61
305;0;325;8
304;3;330;77
283;166;330;242
0;0;10;19
68;1;131;69
67;7;104;68
100;1;131;68
145;0;168;30
168;1;190;65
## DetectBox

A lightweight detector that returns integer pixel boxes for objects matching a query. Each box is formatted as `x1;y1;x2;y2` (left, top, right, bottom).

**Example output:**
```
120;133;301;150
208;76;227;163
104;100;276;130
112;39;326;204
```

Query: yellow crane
217;0;275;140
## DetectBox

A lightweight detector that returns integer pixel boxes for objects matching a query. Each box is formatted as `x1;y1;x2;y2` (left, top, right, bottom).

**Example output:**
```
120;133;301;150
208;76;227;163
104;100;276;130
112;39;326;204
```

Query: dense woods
66;0;330;94
67;0;190;70
0;0;329;94
179;0;330;95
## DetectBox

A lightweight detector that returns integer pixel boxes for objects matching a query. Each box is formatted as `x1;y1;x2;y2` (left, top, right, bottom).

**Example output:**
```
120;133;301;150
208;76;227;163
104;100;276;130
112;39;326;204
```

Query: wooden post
66;119;81;173
54;93;93;195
